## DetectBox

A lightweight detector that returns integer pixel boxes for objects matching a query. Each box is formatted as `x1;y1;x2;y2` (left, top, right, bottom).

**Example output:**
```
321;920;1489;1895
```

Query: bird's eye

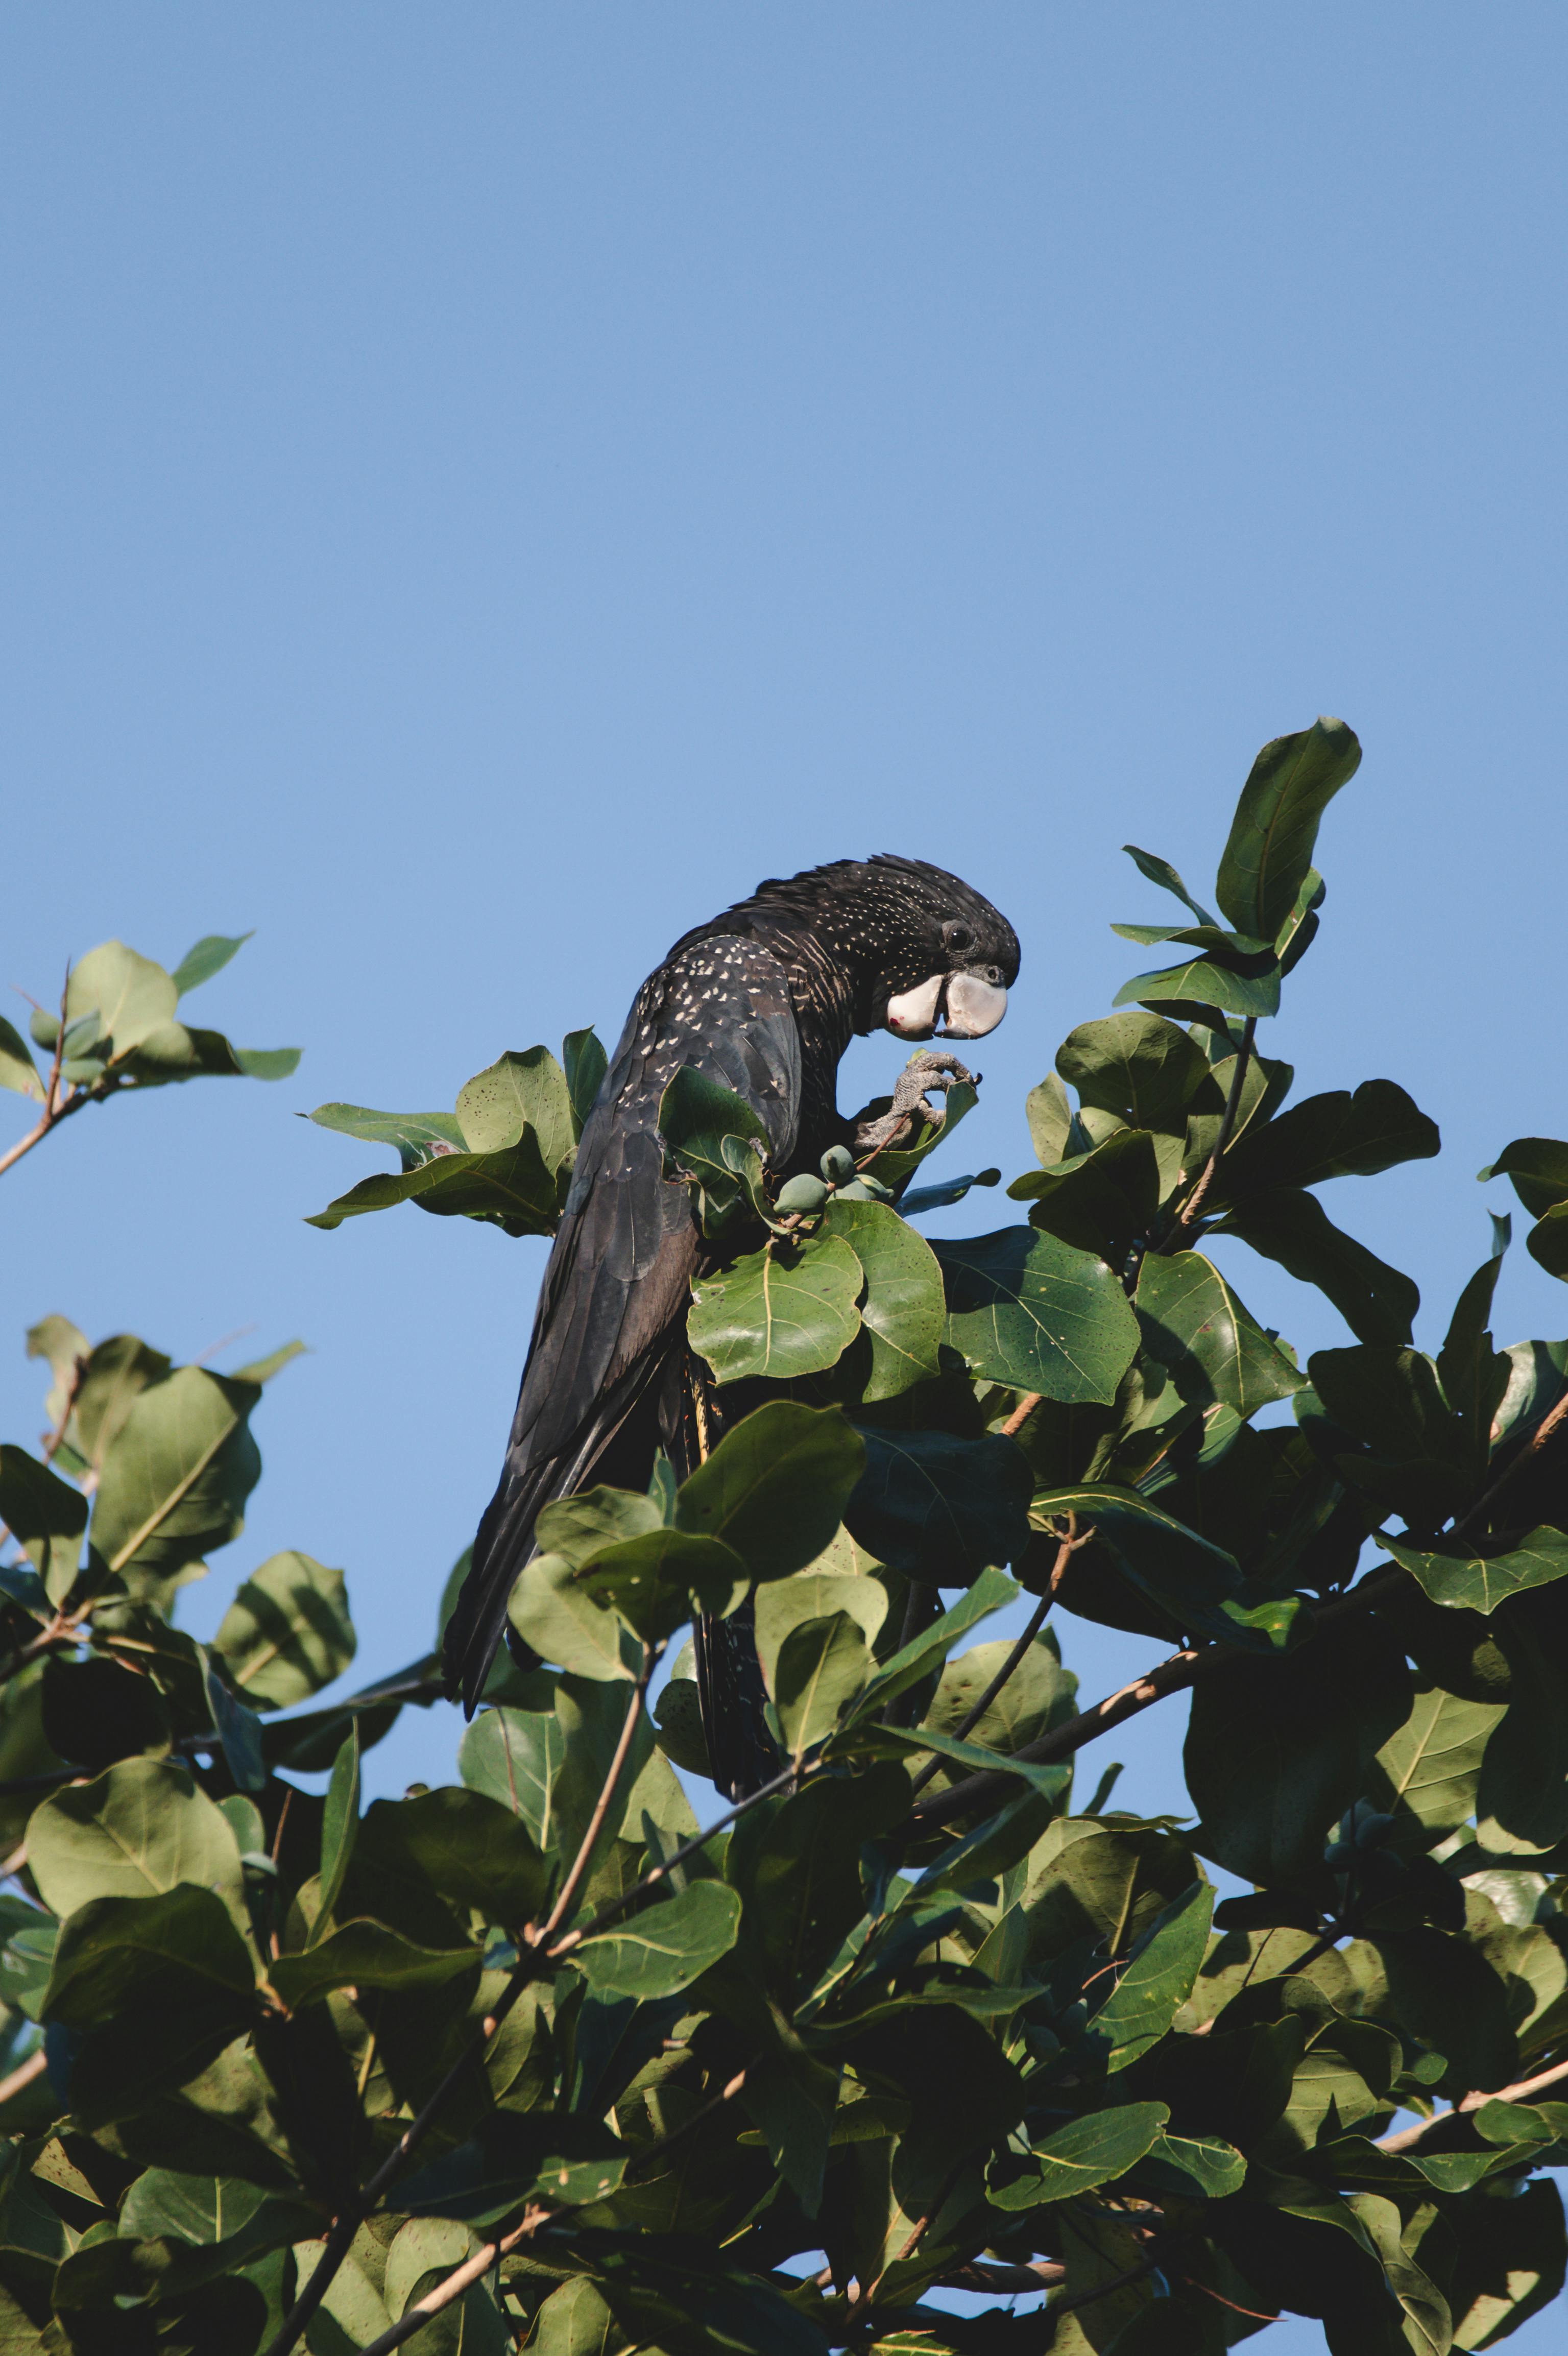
944;921;973;953
983;964;1003;987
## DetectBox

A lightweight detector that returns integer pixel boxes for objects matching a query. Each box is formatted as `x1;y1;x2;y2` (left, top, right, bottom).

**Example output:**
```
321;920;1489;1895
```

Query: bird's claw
850;1050;980;1156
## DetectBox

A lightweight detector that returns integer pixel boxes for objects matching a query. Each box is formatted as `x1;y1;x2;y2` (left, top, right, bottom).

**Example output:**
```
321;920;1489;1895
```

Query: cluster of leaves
2;723;1567;2356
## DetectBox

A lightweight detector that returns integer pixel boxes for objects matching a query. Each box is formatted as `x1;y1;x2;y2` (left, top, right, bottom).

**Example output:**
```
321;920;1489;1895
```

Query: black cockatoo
441;855;1021;1790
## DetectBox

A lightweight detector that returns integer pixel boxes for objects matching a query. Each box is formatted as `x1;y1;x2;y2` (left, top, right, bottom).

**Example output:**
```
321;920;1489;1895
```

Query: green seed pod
834;1180;874;1203
776;1173;830;1215
820;1144;857;1185
859;1176;894;1203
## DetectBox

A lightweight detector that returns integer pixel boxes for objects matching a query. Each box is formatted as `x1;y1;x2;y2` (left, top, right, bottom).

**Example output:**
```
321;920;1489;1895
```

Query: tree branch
1378;2051;1568;2153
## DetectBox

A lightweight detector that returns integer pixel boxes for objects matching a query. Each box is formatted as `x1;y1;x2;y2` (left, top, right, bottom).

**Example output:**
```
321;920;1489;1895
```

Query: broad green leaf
688;1234;862;1382
65;941;178;1056
658;1065;776;1232
537;1487;664;1565
857;1718;1070;1801
846;1426;1033;1582
1032;1484;1244;1640
932;1226;1140;1404
43;1885;255;2026
315;1724;360;1935
572;1878;742;1998
228;1337;307;1385
1121;844;1218;928
459;1706;566;1854
306;1101;466;1163
1026;1070;1073;1166
1185;1616;1412;1883
0;1016;42;1101
1526;1199;1568;1281
754;1573;887;1691
773;1613;869;1757
117;2166;273;2245
525;2276;626;2356
270;1919;477;2008
674;1402;865;1583
1083;1881;1213;2072
89;1366;261;1592
1215;1187;1419;1345
1479;1136;1568;1219
1438;1248;1512;1483
456;1046;576;1187
822;1199;945;1400
848;1566;1018;1722
30;1758;245;1921
212;1550;355;1706
401;2113;626;2229
509;1552;639;1681
382;2217;472;2322
1114;954;1280;1021
169;933;252;997
1215;716;1362;940
562;1028;609;1139
1447;2175;1565;2350
1135;1249;1305;1415
72;1331;172;1469
306;1135;562;1236
1008;1130;1163;1258
1142;2129;1246;2199
1477;1595;1568;1854
0;1446;87;1605
358;1786;549;1928
1057;1013;1211;1133
574;1527;750;1639
922;1630;1076;1758
1383;1528;1568;1615
989;2100;1170;2208
1368;1682;1505;1854
200;1648;267;1793
1218;1078;1441;1200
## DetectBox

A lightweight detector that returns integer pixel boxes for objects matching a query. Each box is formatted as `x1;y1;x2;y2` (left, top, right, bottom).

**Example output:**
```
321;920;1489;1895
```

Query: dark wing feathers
443;936;801;1710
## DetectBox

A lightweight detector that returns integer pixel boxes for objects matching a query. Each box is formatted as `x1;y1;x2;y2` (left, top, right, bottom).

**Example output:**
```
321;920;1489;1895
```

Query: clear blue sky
3;12;1565;2342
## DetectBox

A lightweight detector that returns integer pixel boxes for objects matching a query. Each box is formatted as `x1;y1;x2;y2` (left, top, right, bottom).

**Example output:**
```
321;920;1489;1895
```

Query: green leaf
1526;1199;1568;1281
574;1527;750;1639
773;1614;869;1757
674;1402;866;1583
270;1919;478;2008
1448;2175;1565;2350
931;1226;1140;1404
0;1446;87;1605
43;1884;255;2025
29;1758;244;1921
1218;1077;1441;1201
1135;1249;1305;1415
821;1199;945;1400
509;1553;640;1681
1438;1248;1512;1484
227;1338;307;1385
88;1365;262;1593
459;1707;566;1853
658;1065;776;1233
846;1426;1033;1582
1026;1070;1074;1166
72;1331;172;1469
1215;715;1362;940
168;933;253;997
563;1028;609;1138
848;1566;1018;1722
400;2112;627;2228
688;1234;862;1382
0;1016;43;1101
516;2275;626;2356
65;941;179;1056
1185;1616;1413;1882
1382;1527;1568;1614
117;2165;271;2245
1008;1130;1163;1259
573;1878;742;1998
1142;2128;1246;2199
361;1786;549;1928
990;2100;1170;2208
212;1550;355;1706
1478;1135;1568;1219
1057;1012;1212;1133
316;1724;360;1934
754;1574;888;1691
1083;1881;1213;2072
200;1647;267;1793
1367;1681;1505;1854
859;1077;977;1190
922;1630;1076;1759
1121;844;1219;928
1115;954;1280;1021
306;1101;466;1162
1033;1484;1245;1644
306;1136;562;1236
537;1488;665;1565
456;1046;576;1186
1214;1187;1419;1345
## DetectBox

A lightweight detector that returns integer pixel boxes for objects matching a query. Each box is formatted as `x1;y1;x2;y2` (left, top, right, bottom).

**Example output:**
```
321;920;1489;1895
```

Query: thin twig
906;1517;1091;1801
1001;1391;1042;1439
1457;1385;1568;1540
1163;1015;1257;1246
913;1564;1404;1826
0;966;97;1182
1378;2051;1568;2153
0;2047;47;2106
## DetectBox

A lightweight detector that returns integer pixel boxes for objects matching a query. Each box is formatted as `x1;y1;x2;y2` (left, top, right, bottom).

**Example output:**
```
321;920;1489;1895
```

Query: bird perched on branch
441;855;1020;1791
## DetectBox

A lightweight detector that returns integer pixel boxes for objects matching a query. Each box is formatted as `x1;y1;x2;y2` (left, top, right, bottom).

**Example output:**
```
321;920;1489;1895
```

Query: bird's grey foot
850;1049;979;1156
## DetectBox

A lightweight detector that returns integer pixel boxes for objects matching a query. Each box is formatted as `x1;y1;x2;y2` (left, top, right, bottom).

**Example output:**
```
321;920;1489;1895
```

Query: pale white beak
883;971;1009;1041
942;972;1009;1039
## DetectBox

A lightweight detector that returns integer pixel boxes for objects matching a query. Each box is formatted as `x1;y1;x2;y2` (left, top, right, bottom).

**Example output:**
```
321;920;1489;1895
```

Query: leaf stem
1163;1015;1257;1248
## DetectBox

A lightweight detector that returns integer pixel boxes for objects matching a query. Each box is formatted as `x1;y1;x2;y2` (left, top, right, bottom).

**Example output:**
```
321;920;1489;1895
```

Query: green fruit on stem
776;1173;830;1214
820;1144;856;1185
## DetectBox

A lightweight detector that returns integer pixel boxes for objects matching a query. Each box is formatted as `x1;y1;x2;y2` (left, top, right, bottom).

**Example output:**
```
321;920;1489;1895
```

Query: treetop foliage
2;722;1568;2353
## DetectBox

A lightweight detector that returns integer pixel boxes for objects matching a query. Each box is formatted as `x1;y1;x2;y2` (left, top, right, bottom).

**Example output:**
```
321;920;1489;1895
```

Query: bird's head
749;854;1020;1041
